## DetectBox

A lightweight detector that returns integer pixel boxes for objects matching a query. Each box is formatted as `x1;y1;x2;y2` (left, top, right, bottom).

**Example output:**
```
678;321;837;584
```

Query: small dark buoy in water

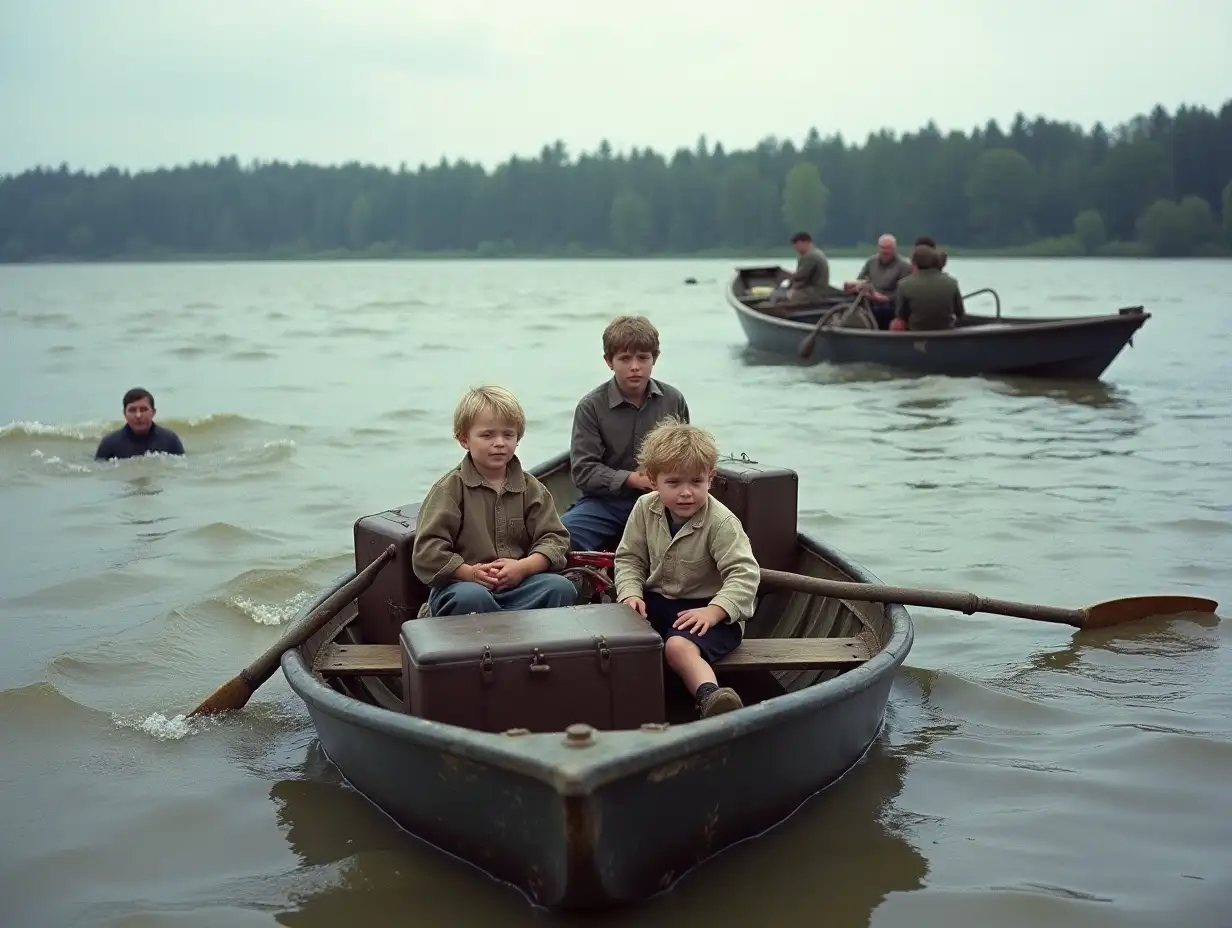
684;277;697;285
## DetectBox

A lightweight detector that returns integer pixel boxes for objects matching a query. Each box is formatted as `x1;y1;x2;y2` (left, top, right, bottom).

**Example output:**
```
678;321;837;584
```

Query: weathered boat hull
728;266;1149;380
280;451;913;909
285;617;902;908
282;551;911;908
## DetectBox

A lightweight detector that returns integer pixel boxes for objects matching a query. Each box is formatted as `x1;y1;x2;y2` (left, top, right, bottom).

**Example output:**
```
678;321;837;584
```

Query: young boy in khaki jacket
413;386;577;616
613;418;760;718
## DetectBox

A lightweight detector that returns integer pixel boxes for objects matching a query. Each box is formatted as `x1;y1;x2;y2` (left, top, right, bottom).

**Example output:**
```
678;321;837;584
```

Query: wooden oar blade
1082;595;1219;629
188;675;254;718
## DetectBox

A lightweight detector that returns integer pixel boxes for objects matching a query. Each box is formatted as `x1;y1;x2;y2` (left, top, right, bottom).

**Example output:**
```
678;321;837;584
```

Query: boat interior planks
314;633;876;679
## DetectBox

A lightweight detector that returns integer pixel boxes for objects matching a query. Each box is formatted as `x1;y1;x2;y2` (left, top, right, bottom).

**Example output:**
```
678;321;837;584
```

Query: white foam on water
1;419;110;441
184;413;231;427
227;588;316;626
113;711;212;741
29;449;93;473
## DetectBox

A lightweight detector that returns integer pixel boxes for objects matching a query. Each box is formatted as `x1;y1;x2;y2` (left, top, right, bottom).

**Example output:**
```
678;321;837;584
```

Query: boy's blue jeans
428;572;577;616
561;494;637;551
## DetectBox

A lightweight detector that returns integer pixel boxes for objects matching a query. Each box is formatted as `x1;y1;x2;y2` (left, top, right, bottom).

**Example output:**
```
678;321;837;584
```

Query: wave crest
0;412;264;445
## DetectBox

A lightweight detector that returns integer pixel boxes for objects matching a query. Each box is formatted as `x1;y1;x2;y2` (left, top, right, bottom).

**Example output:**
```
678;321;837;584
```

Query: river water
1;257;1229;927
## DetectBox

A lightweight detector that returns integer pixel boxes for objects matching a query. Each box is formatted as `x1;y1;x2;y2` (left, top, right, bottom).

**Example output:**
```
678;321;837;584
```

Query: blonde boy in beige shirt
613;418;760;718
413;386;577;616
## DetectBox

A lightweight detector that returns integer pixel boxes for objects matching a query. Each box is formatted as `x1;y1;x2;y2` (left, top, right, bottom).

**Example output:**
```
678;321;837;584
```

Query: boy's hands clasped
459;558;528;591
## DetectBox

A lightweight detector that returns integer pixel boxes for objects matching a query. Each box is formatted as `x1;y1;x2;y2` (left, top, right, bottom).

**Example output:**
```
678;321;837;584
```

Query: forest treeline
2;99;1231;263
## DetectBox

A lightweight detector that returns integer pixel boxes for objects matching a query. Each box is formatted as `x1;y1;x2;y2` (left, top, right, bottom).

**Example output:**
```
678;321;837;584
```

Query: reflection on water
990;376;1135;410
740;347;1148;414
1005;611;1223;683
738;344;923;386
119;473;164;497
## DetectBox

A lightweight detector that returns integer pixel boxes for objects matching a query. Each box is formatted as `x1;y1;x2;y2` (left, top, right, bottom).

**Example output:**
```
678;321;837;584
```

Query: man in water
94;388;186;460
845;233;912;329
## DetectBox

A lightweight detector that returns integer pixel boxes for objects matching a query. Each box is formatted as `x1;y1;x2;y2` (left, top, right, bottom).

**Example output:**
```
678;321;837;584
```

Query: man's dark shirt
94;423;186;460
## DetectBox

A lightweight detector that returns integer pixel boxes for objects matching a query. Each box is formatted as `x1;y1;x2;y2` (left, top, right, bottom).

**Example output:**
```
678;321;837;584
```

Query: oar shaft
243;545;397;686
798;291;865;358
758;569;1085;627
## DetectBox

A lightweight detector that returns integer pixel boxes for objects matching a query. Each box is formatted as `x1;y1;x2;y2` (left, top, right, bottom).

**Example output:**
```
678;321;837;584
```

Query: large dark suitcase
711;460;799;572
354;504;427;645
399;603;665;733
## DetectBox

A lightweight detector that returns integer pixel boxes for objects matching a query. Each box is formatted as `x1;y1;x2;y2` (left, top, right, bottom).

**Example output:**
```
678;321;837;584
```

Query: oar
758;568;1218;630
189;544;398;717
798;291;866;359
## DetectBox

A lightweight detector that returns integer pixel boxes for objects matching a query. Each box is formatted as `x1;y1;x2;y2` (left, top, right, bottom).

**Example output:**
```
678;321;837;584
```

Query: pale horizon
2;0;1231;176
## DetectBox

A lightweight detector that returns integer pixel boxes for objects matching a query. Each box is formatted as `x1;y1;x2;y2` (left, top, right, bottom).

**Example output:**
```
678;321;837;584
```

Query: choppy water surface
1;258;1229;927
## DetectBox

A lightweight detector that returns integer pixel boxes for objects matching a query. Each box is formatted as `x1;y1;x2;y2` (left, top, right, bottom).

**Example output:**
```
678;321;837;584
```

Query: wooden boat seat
314;635;873;677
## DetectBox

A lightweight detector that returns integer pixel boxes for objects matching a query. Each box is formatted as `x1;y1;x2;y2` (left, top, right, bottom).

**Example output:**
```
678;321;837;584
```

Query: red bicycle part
566;550;615;570
563;551;617;604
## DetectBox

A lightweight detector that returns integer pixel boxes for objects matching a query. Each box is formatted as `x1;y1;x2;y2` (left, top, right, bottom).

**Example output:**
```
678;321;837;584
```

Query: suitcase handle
530;648;551;674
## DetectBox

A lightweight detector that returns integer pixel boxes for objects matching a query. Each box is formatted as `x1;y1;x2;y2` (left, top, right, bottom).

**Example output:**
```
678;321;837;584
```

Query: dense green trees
2;99;1230;262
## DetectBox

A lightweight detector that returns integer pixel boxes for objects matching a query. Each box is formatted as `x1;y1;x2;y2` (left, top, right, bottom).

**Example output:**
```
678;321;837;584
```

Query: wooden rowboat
729;265;1149;380
279;451;914;909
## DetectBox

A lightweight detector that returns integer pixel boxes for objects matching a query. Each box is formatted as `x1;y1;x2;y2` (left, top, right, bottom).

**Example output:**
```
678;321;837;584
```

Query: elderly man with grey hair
844;233;912;329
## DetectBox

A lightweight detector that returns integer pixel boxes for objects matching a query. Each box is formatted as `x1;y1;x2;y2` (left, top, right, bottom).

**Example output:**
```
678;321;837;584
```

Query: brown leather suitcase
711;460;799;572
354;504;427;645
399;603;665;733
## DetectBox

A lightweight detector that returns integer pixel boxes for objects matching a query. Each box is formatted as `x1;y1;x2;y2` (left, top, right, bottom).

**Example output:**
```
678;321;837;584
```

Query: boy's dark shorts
642;591;743;665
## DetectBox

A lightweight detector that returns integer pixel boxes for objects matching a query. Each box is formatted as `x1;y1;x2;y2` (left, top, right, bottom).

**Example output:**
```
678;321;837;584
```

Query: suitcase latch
529;648;551;674
594;635;611;674
480;645;494;684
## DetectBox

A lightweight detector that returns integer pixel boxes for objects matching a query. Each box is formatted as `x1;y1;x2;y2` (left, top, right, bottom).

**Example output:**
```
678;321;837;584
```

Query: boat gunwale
726;267;1151;339
281;532;913;796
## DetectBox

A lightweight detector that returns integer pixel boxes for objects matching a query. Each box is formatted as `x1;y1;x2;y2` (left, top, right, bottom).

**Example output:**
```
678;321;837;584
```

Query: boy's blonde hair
637;417;719;479
452;385;526;441
602;315;661;360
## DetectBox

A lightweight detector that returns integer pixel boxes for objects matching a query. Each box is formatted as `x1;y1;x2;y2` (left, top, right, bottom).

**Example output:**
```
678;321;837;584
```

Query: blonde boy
413;386;577;616
613;418;760;718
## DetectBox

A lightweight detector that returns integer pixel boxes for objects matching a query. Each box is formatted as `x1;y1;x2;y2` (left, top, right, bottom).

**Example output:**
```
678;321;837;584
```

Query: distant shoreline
4;241;1230;265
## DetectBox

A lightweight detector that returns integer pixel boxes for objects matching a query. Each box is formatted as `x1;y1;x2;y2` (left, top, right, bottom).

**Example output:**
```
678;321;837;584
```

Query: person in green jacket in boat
845;233;912;328
774;231;832;304
891;245;965;331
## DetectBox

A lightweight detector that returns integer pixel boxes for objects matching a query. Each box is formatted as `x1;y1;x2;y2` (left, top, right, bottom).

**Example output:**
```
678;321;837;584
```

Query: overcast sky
2;0;1230;175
